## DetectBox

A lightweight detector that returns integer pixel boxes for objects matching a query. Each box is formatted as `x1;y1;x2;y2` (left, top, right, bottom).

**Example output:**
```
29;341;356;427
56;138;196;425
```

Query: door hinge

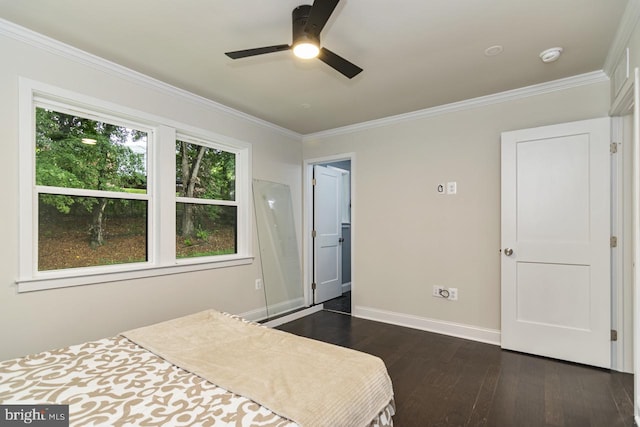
610;236;618;248
611;329;618;341
312;230;317;238
311;282;317;291
312;178;317;186
611;142;618;154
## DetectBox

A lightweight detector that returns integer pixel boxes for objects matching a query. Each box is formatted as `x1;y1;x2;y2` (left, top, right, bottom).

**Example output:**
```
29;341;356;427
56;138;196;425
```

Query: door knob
504;248;513;256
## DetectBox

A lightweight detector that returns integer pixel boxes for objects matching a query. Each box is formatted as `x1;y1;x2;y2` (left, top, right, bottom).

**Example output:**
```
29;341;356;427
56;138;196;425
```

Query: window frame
17;78;253;292
174;133;241;261
33;100;155;273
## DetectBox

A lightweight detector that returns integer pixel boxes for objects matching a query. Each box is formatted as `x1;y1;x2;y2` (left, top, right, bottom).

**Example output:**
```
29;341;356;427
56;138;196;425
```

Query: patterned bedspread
0;335;394;426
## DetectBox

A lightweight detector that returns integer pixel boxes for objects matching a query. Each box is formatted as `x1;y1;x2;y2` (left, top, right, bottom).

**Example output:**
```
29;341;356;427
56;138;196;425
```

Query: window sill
15;256;255;293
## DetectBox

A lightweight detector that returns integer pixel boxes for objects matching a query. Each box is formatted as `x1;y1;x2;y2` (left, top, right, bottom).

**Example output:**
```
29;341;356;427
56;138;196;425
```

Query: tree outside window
175;139;237;258
35;107;148;270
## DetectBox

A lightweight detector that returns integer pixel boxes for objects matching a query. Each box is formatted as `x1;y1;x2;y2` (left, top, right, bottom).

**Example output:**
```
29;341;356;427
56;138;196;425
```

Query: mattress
0;317;395;426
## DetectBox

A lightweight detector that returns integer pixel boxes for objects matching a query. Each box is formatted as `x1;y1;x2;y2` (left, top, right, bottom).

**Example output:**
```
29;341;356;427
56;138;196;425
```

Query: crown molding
603;0;640;76
0;17;615;144
0;18;302;141
303;71;609;141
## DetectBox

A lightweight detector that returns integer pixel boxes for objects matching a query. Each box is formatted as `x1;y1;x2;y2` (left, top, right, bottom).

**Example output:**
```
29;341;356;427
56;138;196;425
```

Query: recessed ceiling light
539;47;563;63
484;45;504;56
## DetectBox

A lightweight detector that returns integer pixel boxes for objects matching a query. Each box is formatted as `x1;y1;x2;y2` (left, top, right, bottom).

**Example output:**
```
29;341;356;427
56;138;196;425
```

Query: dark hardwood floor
276;310;634;427
323;291;352;314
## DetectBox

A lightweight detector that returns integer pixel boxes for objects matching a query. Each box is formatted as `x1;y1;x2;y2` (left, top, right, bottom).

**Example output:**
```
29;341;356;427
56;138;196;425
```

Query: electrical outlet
432;285;444;297
255;279;263;290
448;287;458;301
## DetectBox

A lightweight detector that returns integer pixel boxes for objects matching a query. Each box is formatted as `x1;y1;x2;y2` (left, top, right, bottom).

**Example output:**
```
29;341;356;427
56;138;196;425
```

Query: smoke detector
484;45;504;57
539;47;563;63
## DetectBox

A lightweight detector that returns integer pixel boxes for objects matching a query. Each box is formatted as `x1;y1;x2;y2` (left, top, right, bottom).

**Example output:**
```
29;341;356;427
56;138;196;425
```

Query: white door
501;117;611;368
314;165;343;303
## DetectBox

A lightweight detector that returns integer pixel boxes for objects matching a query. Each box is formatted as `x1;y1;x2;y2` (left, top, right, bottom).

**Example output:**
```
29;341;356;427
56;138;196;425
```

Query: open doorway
304;154;354;314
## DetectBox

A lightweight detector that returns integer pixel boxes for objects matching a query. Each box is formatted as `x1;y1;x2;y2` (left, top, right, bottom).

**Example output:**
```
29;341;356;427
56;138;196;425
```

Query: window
18;79;252;291
35;106;150;271
175;137;237;259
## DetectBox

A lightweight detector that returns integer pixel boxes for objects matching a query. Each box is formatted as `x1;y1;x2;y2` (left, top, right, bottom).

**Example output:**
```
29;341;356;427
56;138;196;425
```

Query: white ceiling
0;0;629;135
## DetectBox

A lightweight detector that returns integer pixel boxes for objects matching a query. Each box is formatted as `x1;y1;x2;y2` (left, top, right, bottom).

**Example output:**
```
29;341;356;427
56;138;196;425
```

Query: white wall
0;27;302;360
303;80;611;336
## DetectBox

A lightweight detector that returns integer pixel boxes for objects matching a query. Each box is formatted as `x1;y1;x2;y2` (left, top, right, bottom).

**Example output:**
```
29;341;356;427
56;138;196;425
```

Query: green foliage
35;107;147;215
175;140;236;237
39;193;76;214
176;248;235;259
195;225;209;241
175;141;235;201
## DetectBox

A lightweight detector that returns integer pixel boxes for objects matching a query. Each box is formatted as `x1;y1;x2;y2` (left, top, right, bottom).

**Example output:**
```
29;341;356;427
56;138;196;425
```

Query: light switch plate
447;181;457;195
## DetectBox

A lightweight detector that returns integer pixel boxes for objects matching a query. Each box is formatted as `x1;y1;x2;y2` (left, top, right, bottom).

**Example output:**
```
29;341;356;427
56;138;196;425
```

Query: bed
0;310;395;426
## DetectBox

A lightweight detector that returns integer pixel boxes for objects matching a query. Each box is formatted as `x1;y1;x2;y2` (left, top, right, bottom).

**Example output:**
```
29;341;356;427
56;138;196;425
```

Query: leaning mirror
253;179;304;319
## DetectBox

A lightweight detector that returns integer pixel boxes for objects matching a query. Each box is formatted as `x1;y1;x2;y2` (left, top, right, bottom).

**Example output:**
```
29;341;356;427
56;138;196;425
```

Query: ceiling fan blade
318;47;362;79
305;0;340;36
225;44;290;59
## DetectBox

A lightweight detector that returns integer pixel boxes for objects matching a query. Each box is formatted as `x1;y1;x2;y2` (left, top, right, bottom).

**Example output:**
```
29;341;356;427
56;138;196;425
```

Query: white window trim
174;132;248;265
17;78;253;292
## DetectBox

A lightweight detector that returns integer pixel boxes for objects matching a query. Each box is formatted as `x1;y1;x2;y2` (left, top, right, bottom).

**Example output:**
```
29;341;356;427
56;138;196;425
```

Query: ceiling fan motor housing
224;0;362;78
292;5;319;47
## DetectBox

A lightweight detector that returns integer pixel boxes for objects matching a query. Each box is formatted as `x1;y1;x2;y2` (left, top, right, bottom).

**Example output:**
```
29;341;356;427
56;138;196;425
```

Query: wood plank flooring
323;291;352;314
276;310;634;427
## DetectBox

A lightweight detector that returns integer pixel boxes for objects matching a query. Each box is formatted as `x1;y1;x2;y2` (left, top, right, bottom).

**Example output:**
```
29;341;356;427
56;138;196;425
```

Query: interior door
313;165;342;304
501;117;611;368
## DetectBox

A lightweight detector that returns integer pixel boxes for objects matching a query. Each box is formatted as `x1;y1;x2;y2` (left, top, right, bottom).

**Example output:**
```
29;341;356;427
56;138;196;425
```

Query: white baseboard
239;297;312;325
266;297;306;318
342;282;351;293
262;305;323;328
353;305;501;346
239;307;268;322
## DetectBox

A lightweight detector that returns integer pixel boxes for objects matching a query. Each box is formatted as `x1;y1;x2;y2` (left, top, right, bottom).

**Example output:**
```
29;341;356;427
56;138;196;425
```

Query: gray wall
304;81;611;332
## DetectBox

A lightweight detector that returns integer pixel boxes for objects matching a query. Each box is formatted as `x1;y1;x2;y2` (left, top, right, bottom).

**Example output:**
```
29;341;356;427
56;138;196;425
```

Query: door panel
501;117;610;368
516;134;590;242
516;263;591;329
313;165;342;303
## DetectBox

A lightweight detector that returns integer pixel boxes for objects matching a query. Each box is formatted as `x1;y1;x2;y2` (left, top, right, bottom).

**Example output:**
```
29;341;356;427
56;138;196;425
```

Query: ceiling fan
225;0;362;79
